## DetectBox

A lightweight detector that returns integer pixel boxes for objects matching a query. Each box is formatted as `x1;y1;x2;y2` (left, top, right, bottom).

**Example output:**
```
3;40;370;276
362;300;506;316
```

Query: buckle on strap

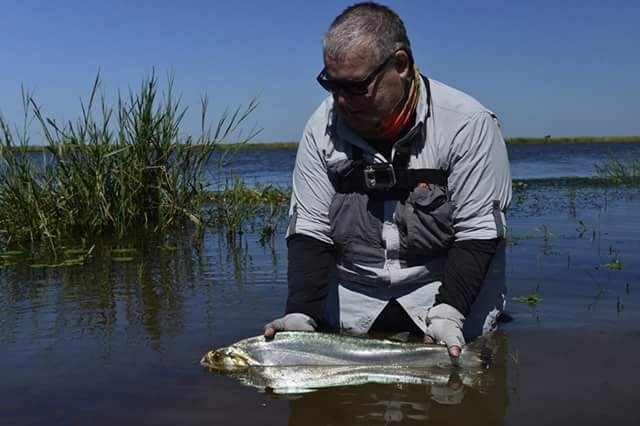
364;163;396;190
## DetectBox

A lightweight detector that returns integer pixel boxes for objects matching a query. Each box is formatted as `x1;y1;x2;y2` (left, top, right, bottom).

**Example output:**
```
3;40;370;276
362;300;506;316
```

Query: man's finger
264;318;284;338
448;345;461;358
424;334;461;357
263;324;276;338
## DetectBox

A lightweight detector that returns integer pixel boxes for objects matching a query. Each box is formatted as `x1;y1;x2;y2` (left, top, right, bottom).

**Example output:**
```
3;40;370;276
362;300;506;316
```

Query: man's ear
394;50;411;78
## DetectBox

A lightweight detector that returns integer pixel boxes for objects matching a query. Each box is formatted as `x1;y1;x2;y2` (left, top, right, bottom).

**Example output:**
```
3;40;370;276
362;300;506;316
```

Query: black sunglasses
316;53;395;96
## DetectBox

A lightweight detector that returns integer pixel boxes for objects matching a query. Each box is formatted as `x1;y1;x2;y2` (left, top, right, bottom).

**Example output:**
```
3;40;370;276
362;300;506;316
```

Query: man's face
322;46;409;140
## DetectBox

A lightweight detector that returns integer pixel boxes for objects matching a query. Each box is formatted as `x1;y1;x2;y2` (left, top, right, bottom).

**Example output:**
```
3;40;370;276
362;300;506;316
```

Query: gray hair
322;2;412;64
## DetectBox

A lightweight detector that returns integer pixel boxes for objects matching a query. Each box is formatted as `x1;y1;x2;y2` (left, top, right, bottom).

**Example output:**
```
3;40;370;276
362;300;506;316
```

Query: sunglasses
316;53;395;96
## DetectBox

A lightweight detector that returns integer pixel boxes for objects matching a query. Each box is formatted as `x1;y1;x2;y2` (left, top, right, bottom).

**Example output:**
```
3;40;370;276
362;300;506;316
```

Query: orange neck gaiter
377;66;421;141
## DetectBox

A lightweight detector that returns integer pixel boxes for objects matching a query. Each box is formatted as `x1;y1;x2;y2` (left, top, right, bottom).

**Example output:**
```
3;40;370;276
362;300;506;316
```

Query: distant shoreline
6;136;640;152
238;135;640;149
505;135;640;145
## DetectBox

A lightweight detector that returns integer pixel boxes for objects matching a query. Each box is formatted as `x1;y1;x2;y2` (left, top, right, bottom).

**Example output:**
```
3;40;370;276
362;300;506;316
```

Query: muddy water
2;147;640;425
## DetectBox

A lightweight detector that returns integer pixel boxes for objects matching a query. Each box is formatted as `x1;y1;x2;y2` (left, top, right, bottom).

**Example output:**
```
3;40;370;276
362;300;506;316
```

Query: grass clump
206;179;289;243
604;257;624;271
512;293;543;306
594;155;640;184
0;73;259;256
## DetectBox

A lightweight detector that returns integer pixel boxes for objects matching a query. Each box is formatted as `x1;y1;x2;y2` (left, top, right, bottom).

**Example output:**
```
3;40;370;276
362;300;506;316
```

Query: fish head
200;346;253;371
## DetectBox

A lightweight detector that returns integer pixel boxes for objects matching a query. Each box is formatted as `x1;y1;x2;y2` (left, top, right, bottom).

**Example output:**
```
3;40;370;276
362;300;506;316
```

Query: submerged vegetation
604;251;624;271
512;293;543;306
0;74;289;259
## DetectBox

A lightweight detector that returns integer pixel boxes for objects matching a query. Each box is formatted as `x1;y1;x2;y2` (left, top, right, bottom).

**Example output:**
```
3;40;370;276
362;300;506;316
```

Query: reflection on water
285;334;508;425
2;174;640;424
287;370;507;425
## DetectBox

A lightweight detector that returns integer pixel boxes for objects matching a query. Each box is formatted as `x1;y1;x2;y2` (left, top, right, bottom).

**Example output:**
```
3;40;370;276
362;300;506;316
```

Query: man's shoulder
299;96;344;155
304;96;334;136
429;78;491;120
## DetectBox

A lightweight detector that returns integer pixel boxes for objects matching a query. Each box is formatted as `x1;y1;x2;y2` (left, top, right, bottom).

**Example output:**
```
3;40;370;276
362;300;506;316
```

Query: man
264;2;511;358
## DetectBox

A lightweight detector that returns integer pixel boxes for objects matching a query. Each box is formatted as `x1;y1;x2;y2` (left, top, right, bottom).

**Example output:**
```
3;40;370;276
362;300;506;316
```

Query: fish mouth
200;351;216;369
200;354;212;368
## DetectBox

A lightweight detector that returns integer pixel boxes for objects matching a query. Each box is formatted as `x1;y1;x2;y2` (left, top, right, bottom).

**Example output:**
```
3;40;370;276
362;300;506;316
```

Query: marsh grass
603;246;624;271
512;293;543;306
604;257;624;271
594;155;640;184
206;179;289;243
0;73;265;257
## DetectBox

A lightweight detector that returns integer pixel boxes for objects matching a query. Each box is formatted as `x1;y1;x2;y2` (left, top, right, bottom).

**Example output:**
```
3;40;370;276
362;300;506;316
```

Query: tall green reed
0;73;259;256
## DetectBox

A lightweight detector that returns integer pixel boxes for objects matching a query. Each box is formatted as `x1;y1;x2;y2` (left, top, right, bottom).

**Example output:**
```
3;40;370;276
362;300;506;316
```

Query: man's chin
343;117;378;139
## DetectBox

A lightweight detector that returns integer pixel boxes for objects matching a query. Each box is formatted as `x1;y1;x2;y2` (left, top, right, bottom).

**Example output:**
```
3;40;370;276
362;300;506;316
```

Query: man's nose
333;92;347;107
333;90;355;109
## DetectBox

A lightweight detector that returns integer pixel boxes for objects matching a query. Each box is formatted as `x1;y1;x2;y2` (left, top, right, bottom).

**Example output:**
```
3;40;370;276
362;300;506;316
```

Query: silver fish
200;332;492;394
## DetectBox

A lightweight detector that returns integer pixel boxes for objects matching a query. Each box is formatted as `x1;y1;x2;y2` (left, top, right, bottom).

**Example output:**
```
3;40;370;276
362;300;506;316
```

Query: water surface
214;141;640;184
2;144;640;425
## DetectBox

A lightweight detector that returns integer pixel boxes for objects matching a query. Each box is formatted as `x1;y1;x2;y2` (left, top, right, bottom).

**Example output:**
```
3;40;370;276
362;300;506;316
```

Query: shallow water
2;145;640;425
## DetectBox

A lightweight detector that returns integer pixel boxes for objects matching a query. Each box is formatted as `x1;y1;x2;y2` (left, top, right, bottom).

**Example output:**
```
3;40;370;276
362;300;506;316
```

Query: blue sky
1;0;639;143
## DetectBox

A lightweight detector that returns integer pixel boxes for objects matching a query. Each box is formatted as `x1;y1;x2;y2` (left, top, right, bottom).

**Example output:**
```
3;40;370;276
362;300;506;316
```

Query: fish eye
206;351;222;364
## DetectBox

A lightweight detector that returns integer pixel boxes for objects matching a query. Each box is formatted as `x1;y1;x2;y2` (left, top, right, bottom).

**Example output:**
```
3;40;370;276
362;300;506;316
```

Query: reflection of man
286;376;505;425
286;337;509;426
265;2;512;357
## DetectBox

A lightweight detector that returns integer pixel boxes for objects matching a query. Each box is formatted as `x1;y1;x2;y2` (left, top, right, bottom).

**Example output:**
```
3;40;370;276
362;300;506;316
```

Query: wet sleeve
436;238;499;316
285;234;334;325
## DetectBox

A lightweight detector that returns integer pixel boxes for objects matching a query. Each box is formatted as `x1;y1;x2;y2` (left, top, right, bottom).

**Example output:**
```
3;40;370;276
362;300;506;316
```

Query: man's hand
423;303;465;358
263;313;317;338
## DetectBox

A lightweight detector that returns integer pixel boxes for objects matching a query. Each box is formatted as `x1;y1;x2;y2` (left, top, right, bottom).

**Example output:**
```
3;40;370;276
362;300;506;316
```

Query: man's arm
285;233;335;326
425;111;511;355
264;105;336;337
437;238;500;315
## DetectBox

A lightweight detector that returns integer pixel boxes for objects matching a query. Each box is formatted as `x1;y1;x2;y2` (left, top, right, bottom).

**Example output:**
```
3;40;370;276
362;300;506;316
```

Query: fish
200;331;493;394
